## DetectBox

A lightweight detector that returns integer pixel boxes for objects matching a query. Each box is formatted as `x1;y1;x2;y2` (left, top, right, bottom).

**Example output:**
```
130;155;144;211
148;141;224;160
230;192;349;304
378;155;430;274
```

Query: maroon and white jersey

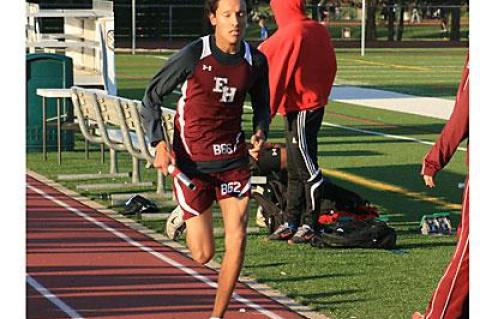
141;35;270;174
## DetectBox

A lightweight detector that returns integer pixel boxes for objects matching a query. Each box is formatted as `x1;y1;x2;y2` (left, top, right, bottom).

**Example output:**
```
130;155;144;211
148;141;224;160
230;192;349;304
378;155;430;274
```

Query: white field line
27;274;84;319
337;70;458;74
321;121;466;152
338;75;455;78
27;183;286;319
151;55;169;61
240;103;466;152
338;65;460;69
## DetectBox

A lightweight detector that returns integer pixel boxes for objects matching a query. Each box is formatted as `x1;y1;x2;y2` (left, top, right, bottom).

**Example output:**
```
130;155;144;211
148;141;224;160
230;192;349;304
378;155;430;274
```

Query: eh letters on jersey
213;76;237;103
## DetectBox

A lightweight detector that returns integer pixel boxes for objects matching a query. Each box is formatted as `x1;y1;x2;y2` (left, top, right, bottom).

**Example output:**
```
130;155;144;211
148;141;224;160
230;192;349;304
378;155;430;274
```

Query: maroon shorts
173;166;251;219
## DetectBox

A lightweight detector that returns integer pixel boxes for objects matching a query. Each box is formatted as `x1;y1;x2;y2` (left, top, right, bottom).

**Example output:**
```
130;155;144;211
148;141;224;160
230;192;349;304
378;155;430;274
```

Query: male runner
140;0;270;317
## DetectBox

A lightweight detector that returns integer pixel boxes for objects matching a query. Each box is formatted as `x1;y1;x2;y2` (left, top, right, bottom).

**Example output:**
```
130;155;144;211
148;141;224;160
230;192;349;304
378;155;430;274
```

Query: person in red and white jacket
259;0;337;244
413;54;469;319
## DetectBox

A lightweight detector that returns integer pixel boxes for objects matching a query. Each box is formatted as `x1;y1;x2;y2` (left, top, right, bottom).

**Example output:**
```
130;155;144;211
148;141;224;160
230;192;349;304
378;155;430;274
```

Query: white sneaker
255;206;267;228
165;206;186;240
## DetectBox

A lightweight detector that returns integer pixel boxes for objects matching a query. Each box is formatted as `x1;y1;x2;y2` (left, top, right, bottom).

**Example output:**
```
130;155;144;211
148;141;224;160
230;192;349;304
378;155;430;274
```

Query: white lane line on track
27;274;84;319
27;183;286;319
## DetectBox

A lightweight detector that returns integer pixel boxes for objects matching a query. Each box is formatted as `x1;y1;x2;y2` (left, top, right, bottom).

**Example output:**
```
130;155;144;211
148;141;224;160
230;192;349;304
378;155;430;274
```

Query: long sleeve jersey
140;35;270;174
422;55;469;177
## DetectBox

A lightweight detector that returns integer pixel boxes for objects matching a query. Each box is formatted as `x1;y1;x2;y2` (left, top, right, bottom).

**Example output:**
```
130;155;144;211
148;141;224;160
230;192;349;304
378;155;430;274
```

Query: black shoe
288;225;314;244
266;223;295;241
123;195;159;216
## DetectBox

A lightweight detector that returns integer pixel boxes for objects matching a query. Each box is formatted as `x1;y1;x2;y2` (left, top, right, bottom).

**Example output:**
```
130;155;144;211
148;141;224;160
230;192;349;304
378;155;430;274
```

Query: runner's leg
211;196;249;317
185;207;215;264
173;175;215;264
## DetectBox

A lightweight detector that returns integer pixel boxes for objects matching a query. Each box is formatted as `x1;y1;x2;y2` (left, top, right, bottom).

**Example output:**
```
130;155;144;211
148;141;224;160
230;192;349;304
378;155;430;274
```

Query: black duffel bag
311;218;397;249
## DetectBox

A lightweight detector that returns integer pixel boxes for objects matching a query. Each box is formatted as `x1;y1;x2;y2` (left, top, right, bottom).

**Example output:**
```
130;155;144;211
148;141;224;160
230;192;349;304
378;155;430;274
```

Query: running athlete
140;0;270;317
259;0;337;244
412;55;469;319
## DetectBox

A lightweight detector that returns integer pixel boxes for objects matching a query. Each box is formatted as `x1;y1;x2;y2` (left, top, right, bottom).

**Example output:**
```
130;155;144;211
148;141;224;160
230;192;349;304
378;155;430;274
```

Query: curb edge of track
26;169;331;319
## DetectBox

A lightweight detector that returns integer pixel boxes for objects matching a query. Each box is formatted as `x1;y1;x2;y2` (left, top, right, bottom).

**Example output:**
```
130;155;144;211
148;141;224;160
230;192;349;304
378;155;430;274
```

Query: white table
36;88;72;165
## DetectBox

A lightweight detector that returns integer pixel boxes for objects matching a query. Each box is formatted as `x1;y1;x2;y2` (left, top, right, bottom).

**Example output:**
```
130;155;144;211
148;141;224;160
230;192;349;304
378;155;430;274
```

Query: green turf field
115;48;467;99
27;48;468;319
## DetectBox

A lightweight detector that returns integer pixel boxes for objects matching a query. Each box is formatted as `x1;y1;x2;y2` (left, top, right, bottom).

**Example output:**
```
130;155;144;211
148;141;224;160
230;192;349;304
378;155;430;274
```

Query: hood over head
270;0;307;28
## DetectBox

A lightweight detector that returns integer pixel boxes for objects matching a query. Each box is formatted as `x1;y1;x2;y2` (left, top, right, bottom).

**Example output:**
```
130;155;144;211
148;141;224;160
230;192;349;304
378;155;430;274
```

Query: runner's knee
191;249;214;265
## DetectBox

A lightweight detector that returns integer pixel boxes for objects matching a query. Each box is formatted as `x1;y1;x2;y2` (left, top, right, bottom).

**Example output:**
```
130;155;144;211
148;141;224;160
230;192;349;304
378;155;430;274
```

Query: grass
115;47;468;99
27;48;468;319
335;48;467;98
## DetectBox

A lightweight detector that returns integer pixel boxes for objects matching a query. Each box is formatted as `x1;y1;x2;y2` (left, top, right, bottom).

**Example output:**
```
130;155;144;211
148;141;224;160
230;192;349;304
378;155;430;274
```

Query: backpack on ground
123;195;159;216
251;174;378;234
319;181;369;213
251;174;288;234
249;144;384;234
311;218;397;249
318;205;380;225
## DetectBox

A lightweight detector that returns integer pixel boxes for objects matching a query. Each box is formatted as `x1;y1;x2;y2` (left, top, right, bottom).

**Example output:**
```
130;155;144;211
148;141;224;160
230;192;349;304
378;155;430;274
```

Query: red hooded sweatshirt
259;0;337;117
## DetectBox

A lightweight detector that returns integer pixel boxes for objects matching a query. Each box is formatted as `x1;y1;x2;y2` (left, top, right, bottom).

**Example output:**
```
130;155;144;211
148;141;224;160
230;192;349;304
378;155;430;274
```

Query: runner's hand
423;175;436;188
154;141;174;176
249;130;266;161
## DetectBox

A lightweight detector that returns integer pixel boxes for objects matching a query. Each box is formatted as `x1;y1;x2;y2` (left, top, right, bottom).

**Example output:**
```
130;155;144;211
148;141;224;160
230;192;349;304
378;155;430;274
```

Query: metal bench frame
71;86;147;186
71;86;174;194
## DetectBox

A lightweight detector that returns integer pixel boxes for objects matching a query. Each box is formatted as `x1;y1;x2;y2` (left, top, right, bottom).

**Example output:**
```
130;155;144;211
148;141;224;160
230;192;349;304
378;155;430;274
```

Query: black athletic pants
284;107;325;228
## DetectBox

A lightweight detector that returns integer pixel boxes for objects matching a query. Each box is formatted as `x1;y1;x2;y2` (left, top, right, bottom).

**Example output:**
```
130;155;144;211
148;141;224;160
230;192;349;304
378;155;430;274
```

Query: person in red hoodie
412;55;469;319
259;0;337;244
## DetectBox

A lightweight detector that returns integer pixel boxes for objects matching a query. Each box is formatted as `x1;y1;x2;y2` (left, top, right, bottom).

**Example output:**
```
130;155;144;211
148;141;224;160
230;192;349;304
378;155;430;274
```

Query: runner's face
209;0;247;49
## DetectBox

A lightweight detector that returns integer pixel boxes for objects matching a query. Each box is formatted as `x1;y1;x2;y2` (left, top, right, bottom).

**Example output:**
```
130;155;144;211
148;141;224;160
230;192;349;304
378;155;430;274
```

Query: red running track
26;175;307;319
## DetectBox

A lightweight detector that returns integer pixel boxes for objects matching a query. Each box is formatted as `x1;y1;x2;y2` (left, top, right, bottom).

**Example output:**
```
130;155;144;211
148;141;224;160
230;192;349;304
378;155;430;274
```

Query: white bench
71;86;174;194
70;87;153;189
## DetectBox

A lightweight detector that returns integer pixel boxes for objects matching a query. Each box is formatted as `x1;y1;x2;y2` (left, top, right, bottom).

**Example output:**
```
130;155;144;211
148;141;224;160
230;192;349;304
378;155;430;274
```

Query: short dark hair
203;0;250;34
205;0;220;16
205;0;249;16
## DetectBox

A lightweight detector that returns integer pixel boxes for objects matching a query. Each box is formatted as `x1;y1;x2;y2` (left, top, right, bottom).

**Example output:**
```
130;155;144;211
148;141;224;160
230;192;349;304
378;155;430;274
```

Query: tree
394;0;405;41
366;0;378;40
387;0;395;41
449;0;462;41
311;0;321;21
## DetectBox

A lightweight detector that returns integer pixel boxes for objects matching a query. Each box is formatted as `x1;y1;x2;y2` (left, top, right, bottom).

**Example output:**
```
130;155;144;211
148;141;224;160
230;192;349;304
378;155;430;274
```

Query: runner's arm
249;49;270;139
421;58;469;178
140;41;201;146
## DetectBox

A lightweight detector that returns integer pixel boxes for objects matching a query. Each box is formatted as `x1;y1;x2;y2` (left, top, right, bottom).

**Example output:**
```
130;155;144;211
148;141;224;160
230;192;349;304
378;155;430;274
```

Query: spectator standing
259;15;269;41
259;0;337;244
411;6;421;24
